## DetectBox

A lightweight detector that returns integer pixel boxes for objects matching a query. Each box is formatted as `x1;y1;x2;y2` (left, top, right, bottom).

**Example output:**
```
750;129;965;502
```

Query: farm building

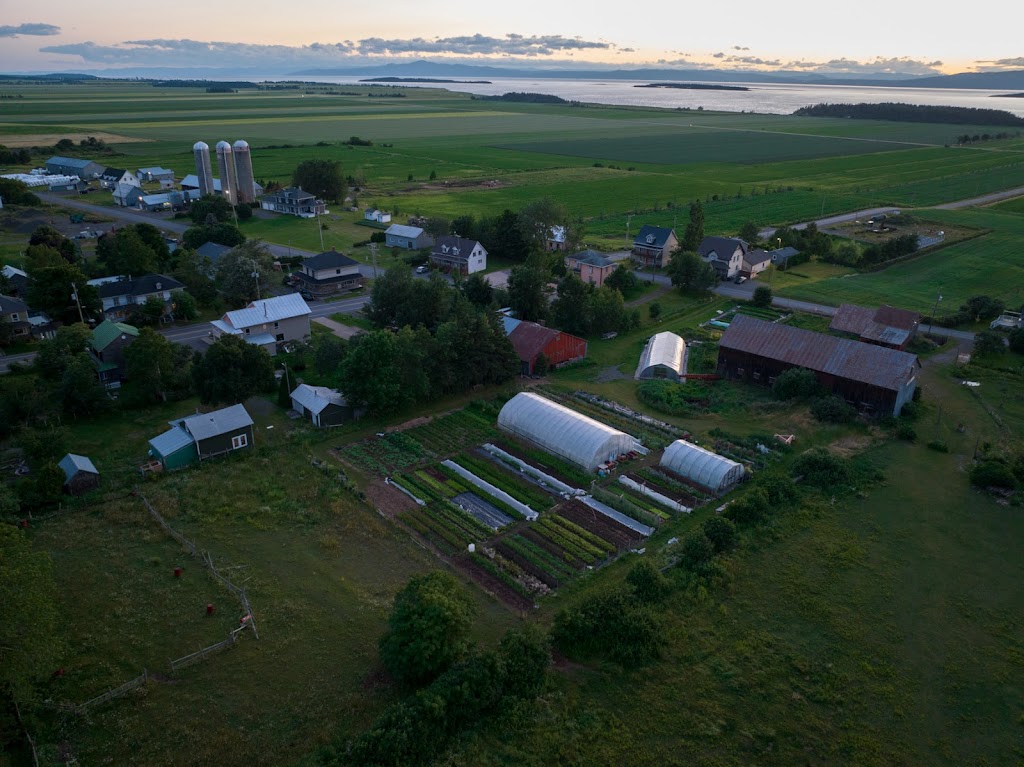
45;156;104;179
384;224;434;250
501;315;587;375
58;453;100;495
497;392;641;472
717;315;919;416
290;384;361;427
137;166;175;183
635;331;687;382
364;209;391;223
830;303;921;351
148;403;254;469
659;440;744;494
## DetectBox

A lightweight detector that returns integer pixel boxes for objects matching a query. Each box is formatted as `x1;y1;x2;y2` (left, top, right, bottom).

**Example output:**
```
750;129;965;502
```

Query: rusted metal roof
873;305;920;330
830;304;875;335
508;320;560;361
719;315;918;392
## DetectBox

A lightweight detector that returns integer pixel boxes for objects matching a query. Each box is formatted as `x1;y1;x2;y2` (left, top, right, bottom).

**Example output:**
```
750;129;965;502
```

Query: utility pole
251;258;261;301
369;242;378;279
928;288;942;338
70;282;85;323
316;209;325;252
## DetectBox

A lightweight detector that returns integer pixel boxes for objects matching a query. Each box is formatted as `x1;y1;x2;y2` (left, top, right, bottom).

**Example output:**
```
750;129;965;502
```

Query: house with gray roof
58;453;100;495
137;167;175;183
45;156;104;179
99;168;140;190
566;249;617;288
294;250;363;297
210;293;311;353
430;235;487;275
97;274;186;321
259;187;326;218
385;224;434;250
148;403;254;469
0;294;31;342
112;183;145;208
632;225;678;268
697;236;749;280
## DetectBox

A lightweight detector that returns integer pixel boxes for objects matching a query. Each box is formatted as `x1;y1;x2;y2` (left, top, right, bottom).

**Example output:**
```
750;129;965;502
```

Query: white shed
497;392;640;472
635;331;686;382
660;439;744;493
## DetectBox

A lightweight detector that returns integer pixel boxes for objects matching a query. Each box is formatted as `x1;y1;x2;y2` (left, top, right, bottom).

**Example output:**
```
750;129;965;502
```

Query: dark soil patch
451;554;533;613
557;499;643;550
364;480;417;518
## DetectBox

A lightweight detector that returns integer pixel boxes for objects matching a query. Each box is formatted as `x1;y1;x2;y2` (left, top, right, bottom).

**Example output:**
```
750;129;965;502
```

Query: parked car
735;275;747;284
299;289;315;301
415;265;429;274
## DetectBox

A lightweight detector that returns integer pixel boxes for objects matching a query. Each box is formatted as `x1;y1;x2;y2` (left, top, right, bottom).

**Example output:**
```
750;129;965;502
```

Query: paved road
36;192;384;280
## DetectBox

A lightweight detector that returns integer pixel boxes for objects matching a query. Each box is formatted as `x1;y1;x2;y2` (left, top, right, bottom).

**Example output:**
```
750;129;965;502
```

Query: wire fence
78;670;149;713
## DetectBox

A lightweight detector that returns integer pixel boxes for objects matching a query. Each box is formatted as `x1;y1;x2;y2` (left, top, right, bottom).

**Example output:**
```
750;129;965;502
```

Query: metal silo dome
193;141;209;151
216;140;232;151
232;139;249;149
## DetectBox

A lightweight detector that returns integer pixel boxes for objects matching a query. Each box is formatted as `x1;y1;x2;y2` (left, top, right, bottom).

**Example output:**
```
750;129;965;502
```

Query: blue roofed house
290;384;362;427
113;183;145;208
384;224;434;250
631;225;678;268
45;156;104;179
148;403;255;470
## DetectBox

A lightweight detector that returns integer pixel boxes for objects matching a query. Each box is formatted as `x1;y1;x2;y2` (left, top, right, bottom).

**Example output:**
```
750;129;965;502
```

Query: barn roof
719;315;917;392
508;320;560;362
182;403;254;442
223;293;310;329
58;453;98;481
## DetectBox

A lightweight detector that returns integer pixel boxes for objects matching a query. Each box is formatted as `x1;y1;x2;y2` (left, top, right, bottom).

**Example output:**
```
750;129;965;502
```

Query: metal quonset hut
660;440;744;494
635;331;686;382
497;392;640;472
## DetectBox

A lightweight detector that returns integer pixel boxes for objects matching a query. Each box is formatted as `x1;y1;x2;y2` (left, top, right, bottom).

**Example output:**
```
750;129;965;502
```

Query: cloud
723;55;781;67
0;22;59;38
42;33;612;66
781;56;944;75
712;52;725;59
732;46;750;51
974;57;1024;70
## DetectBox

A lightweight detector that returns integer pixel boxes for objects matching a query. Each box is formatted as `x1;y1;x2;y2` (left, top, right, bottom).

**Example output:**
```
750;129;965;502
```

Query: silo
193;141;215;197
232;139;256;204
215;141;237;204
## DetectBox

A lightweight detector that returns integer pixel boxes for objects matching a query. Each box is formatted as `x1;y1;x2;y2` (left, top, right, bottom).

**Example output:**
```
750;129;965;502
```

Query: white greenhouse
635;331;686;382
660;439;744;493
497;393;641;472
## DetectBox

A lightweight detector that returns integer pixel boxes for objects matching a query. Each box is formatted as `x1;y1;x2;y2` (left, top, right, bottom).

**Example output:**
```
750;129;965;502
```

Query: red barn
503;317;587;375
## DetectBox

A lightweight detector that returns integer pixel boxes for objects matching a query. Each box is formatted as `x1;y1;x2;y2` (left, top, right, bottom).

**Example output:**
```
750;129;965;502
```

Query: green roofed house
148;403;254;470
88;319;139;388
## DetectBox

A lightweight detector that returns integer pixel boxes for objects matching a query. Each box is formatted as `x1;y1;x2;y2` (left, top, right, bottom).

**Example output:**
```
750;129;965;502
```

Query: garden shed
58;453;99;496
497;392;640;472
660;440;744;494
635;331;686;382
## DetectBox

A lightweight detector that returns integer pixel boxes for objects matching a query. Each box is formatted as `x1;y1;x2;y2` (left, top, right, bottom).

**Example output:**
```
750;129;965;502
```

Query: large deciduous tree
96;227;160;276
292;158;347;203
27;262;99;323
507;265;549;322
28;225;77;263
551;274;593;337
517;197;568;254
182;222;245;250
192;334;275;404
189;194;234;225
379;571;476;688
124;328;195;404
667;249;716;294
215;240;275;307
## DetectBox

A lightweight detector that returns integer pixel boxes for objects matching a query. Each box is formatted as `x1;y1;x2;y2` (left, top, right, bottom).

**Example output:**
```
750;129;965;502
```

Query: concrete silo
215;141;237;205
192;141;215;197
232;139;256;204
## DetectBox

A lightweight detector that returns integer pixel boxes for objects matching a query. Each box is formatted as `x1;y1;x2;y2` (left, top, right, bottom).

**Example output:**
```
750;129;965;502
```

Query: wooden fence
78;670;149;712
170;625;248;672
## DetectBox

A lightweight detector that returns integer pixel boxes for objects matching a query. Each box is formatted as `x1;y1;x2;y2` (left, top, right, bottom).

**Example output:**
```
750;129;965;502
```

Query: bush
772;367;822;400
702;516;737;553
969;460;1019;490
973;330;1006;357
723;487;770;525
926;439;949;453
679;531;716;571
757;472;799;507
750;286;772;308
626;560;672;604
896;422;917;441
792;448;849;488
1009;328;1024;354
636;380;692;416
810;395;857;424
551;588;666;666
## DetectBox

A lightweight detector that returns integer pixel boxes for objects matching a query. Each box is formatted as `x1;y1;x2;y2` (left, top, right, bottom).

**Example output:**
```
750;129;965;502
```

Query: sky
1;1;1021;75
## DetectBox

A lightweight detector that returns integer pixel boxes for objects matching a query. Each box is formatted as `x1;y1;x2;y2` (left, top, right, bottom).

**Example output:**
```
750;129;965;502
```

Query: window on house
273;321;279;329
336;268;341;274
231;434;248;450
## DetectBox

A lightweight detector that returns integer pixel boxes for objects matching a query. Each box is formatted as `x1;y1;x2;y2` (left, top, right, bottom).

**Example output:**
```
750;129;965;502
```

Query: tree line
793;102;1024;127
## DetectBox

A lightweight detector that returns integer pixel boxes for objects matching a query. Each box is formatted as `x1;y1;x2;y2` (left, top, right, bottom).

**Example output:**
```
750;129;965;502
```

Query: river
268;75;1024;118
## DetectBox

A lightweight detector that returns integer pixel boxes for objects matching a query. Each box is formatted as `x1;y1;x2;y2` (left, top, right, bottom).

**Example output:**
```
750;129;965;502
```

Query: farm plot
405;408;498;456
453;451;560;513
631;467;713;509
338;431;425;474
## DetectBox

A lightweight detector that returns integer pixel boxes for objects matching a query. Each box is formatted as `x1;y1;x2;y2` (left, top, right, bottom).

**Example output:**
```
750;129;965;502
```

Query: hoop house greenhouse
660;439;744;493
635;331;686;382
497;393;641;472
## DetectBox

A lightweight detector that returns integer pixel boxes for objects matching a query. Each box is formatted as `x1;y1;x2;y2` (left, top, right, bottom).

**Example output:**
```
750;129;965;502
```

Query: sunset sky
1;1;1020;75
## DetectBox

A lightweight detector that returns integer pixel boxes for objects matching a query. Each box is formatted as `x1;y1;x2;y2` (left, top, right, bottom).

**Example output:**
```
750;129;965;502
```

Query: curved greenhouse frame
497;393;639;472
635;332;686;381
660;439;744;493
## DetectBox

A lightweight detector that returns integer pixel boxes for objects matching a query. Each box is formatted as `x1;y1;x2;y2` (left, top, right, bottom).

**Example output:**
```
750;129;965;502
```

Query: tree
461;272;493;308
34;323;92;381
29;225;77;263
216;240;275;307
338;331;404;413
27;262;99;323
604;265;638;295
171;247;218;307
679;530;716;571
59;353;108;417
235;203;253;220
973;330;1006;357
192;334;275;404
450;214;477;241
132;294;167;326
313;334;348;377
649;301;662;320
680;199;705;252
771;367;821;400
379;571;476;687
123;328;194;404
626;560;672;604
551;274;593;336
182;222;245;250
738;221;761;244
173;290;198;321
0;525;64;706
507;265;549;322
189;192;235;225
517;198;567;253
751;285;772;308
533;352;549;377
702;516;737;553
667;249;715;294
498;626;550;699
292;158;347;202
480;209;529;263
1009;327;1024;354
96;227;159;275
590;286;628;335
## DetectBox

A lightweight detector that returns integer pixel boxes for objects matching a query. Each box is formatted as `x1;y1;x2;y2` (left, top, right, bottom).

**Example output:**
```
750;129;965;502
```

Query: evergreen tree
680;199;705;252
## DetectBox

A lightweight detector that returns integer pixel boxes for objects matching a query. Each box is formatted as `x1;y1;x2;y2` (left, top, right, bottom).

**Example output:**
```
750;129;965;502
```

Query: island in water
635;82;749;91
360;77;493;84
996;92;1024;98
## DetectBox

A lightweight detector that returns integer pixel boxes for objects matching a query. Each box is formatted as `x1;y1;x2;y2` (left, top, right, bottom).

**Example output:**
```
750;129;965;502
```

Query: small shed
147;403;254;469
58;453;100;495
660;440;744;494
290;384;360;427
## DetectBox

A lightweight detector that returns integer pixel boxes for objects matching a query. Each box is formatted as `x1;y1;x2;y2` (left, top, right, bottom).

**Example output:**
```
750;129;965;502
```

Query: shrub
724;487;770;525
702;516;737;553
636;380;692;416
678;531;716;571
969;460;1019;490
626;560;672;604
792;448;849;488
811;395;858;424
926;439;949;453
551;588;666;666
772;367;822;400
750;286;772;308
757;473;798;507
896;422;917;442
